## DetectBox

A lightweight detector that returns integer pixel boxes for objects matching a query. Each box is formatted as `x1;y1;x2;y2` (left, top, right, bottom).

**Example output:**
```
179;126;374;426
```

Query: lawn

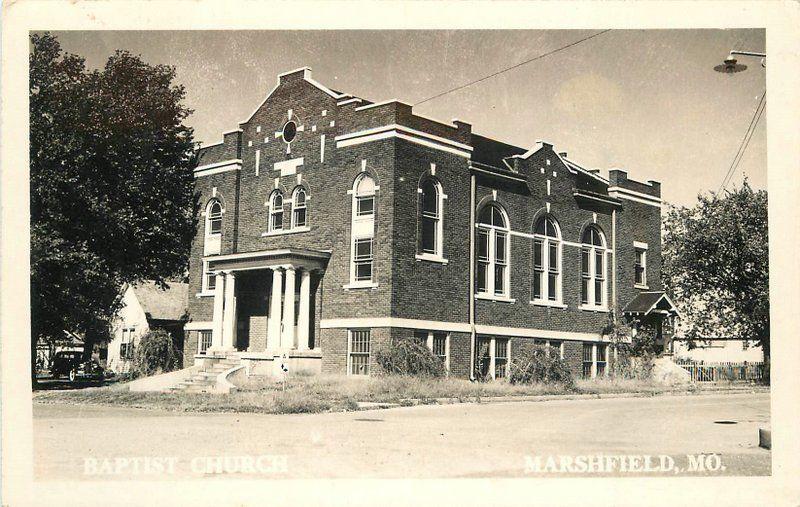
28;373;737;415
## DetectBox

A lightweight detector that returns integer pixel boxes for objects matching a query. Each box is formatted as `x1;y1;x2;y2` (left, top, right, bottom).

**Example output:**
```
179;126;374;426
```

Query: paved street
33;392;770;480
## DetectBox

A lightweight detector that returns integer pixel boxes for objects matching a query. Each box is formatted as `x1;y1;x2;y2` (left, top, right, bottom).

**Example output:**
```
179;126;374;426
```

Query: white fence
674;359;766;382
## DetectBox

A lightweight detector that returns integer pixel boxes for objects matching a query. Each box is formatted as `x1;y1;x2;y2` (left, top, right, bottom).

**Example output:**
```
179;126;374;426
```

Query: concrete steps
164;353;242;394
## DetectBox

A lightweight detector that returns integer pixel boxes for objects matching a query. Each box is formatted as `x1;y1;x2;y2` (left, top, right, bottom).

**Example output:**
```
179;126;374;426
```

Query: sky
50;29;766;207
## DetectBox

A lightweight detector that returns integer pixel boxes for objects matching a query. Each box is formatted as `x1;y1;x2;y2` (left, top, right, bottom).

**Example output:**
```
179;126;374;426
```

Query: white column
221;271;237;351
267;268;283;352
297;269;311;350
210;272;225;352
281;267;296;349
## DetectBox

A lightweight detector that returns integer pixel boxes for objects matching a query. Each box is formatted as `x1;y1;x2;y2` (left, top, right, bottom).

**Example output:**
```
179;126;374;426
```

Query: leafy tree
30;33;198;376
662;181;769;363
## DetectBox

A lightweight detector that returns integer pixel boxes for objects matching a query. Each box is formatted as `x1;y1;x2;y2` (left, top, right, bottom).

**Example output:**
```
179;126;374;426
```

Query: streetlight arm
730;50;766;58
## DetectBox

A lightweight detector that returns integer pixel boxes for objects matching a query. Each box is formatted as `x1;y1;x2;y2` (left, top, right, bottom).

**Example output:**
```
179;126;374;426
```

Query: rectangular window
293;206;307;228
533;239;544;300
421;216;437;254
494;338;509;379
547;242;558;301
271;209;283;231
494;232;507;295
581;248;590;305
475;337;492;380
199;331;212;354
477;230;489;293
412;330;428;345
595;250;604;306
582;342;594;378
356;196;375;217
635;248;647;286
432;333;448;366
348;330;371;375
354;238;374;281
596;344;607;376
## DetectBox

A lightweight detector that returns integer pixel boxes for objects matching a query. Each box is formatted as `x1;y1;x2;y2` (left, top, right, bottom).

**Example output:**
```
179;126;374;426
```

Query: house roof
131;281;188;321
622;291;680;317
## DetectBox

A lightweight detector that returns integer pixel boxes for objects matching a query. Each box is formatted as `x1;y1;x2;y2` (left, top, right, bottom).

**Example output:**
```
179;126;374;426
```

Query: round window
282;121;297;143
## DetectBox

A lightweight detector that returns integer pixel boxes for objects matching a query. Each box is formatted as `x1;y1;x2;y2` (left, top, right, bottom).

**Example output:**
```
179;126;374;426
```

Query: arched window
581;226;607;307
206;199;223;236
292;187;308;228
269;191;284;232
350;174;376;284
532;216;562;303
476;203;510;297
419;178;443;257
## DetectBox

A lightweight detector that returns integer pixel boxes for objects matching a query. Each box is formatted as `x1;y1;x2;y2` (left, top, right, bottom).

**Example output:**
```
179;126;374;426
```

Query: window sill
529;300;568;309
475;293;516;303
343;281;379;290
195;292;215;298
579;304;610;313
261;226;311;237
634;284;650;290
415;253;448;264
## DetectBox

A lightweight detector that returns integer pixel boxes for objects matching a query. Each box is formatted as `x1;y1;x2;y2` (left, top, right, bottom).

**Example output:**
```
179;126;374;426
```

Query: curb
759;427;771;449
355;386;769;410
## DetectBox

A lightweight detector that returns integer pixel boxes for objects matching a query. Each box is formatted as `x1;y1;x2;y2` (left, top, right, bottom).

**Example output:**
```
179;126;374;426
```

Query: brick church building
183;67;678;380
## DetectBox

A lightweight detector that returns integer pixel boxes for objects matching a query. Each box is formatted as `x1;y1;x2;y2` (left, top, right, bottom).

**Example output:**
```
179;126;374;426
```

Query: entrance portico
204;248;330;358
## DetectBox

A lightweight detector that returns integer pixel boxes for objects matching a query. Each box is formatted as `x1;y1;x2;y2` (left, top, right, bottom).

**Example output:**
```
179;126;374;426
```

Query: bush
132;329;179;377
374;339;446;378
507;346;575;387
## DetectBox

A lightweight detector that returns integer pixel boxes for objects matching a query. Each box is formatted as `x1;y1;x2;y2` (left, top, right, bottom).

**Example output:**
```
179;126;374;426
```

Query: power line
414;30;612;107
718;91;766;193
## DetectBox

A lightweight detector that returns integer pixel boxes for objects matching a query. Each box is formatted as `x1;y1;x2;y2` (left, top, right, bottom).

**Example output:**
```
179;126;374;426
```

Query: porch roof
622;291;681;317
205;248;331;273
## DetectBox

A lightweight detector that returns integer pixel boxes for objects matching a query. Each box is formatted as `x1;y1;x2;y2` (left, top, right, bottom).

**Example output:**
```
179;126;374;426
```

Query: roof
469;133;527;169
622;291;680;317
131;281;188;321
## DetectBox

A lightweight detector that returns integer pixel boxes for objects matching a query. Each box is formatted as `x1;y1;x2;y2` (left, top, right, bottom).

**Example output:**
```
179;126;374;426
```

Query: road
33;392;770;480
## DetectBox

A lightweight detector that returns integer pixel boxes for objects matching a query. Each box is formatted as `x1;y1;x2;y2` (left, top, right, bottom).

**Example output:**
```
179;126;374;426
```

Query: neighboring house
106;281;188;374
672;337;764;364
183;67;678;380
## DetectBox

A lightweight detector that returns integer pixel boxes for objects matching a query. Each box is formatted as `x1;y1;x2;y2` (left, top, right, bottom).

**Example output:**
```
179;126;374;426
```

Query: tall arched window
292;187;308;228
350;174;376;284
269;191;284;232
203;199;223;291
532;216;561;303
206;200;223;236
418;178;443;257
476;203;510;297
581;226;607;307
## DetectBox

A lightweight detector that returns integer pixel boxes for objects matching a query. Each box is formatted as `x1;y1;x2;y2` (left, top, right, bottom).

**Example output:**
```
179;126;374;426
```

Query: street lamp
714;50;766;73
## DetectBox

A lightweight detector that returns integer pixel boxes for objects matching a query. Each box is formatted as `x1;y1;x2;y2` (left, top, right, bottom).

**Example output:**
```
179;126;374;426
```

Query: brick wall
185;68;664;378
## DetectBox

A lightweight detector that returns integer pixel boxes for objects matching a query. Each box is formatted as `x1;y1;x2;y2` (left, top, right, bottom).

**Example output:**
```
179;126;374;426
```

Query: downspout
469;173;476;381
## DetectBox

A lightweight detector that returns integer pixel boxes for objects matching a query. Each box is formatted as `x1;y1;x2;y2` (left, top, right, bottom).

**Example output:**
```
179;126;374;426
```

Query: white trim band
194;159;243;177
335;124;473;151
319;317;605;341
184;321;213;331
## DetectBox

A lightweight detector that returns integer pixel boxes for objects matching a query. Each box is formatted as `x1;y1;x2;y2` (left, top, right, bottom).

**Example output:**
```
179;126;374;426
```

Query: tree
662;181;769;363
30;33;198;375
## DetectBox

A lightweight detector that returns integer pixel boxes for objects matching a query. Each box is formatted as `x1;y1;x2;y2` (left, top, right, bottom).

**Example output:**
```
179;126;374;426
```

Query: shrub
132;329;179;378
507;346;575;387
604;313;657;380
374;339;446;378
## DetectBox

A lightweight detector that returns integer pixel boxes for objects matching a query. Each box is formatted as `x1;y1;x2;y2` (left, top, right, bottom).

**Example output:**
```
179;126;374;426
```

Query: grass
27;373;750;416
